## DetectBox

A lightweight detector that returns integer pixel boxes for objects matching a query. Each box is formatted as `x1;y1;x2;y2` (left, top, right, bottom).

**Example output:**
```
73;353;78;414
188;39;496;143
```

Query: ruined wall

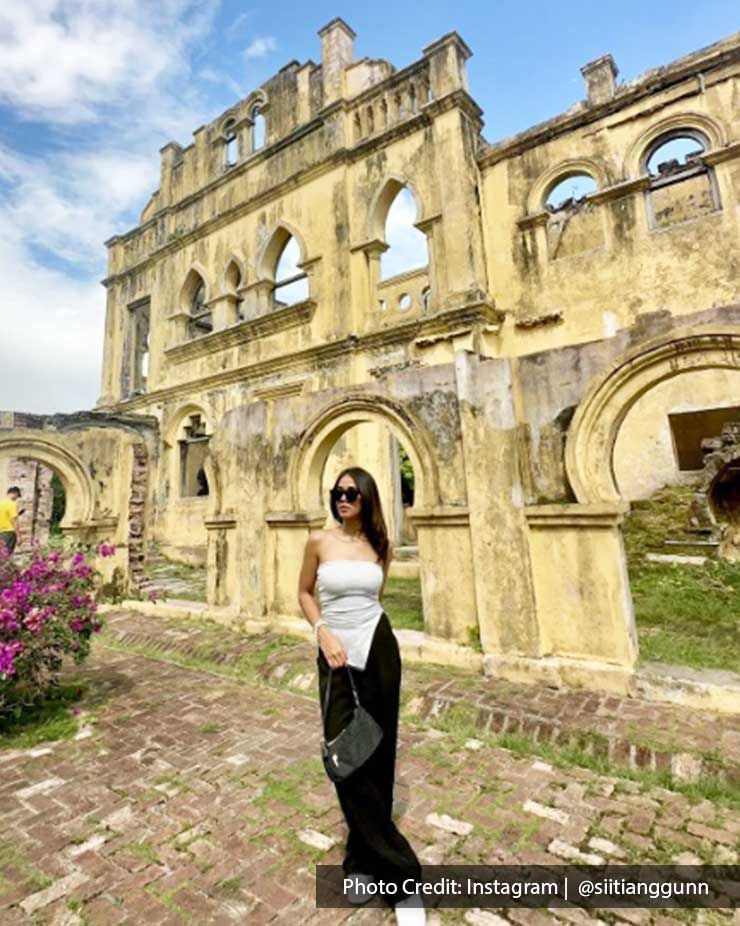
0;457;54;548
77;21;740;680
0;412;158;592
479;34;740;358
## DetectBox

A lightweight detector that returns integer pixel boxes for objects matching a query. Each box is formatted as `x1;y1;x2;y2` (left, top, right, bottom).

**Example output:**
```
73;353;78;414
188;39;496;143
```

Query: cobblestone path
0;624;737;924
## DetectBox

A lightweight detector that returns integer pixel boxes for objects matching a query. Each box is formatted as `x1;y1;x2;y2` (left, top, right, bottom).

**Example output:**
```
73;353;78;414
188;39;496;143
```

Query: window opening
545;174;597;211
252;105;266;151
273;236;308;306
179;414;210;497
190;280;212;336
380;186;428;280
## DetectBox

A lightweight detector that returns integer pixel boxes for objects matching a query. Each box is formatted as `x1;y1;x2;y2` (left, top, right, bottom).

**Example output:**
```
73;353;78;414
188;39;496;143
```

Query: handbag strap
322;664;360;724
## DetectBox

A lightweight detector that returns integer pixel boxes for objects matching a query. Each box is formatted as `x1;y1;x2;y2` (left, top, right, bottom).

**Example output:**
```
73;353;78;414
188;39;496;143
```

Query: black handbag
320;664;384;783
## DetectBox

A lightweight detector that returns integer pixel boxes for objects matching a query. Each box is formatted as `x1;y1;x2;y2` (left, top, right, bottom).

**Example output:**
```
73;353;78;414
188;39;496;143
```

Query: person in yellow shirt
0;486;21;554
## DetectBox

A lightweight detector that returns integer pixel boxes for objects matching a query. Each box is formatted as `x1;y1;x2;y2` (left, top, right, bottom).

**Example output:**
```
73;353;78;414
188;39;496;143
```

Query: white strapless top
315;559;385;670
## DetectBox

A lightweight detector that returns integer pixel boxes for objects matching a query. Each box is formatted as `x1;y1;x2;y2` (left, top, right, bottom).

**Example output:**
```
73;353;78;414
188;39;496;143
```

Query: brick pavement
104;610;740;781
0;618;737;924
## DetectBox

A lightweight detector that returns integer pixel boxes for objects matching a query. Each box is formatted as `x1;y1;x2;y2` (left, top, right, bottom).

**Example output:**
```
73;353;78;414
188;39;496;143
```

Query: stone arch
180;264;210;312
161;402;222;514
219;110;239;138
623;112;728;178
221;253;245;294
162;402;215;449
256;222;308;281
527;157;610;214
565;326;740;504
367;175;426;241
0;433;95;527
290;392;440;513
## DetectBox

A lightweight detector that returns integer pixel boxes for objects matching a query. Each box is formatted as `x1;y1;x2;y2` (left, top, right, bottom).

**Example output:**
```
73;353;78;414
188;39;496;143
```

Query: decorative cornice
253;381;305;401
350;237;388;256
702;140;740;166
406;506;470;527
589;175;652;203
516;211;549;231
205;514;237;530
524;503;629;528
515;310;564;330
164;299;316;364
265;510;326;528
517;175;653;231
103;300;503;413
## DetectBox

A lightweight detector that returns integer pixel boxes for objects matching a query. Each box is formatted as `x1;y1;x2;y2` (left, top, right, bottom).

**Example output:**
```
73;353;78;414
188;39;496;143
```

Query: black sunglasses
330;486;361;503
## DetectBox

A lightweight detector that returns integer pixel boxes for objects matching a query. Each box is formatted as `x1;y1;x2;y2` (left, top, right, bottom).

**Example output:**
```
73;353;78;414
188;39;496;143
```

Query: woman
298;466;426;925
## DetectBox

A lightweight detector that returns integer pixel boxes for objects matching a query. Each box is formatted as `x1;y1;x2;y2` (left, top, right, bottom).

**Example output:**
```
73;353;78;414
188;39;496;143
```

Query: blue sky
0;0;737;412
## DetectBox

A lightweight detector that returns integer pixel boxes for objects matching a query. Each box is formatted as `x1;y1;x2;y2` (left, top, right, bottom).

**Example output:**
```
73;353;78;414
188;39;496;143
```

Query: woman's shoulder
308;527;336;547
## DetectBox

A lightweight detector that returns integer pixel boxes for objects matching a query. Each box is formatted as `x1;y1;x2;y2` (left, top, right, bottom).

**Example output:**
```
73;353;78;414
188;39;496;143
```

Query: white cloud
0;214;104;413
0;0;218;123
0;0;239;412
244;36;276;60
0;144;158;271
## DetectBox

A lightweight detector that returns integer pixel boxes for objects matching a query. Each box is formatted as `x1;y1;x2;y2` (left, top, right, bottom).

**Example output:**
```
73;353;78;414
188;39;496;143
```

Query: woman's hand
318;625;348;669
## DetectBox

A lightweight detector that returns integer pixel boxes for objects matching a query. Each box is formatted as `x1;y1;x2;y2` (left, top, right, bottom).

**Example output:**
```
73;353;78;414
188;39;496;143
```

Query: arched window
178;413;210;498
251;104;266;152
273;236;308;306
190;279;212;336
224;119;238;168
644;132;707;178
225;260;245;320
380;186;428;280
545;174;597;211
642;129;719;229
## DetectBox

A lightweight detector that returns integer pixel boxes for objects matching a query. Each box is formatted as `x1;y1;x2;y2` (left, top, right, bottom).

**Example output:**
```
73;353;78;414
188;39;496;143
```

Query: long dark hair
329;466;390;566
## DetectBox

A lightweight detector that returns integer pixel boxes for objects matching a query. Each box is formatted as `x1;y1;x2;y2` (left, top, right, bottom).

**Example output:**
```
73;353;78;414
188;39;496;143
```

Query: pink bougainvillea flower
149;589;160;603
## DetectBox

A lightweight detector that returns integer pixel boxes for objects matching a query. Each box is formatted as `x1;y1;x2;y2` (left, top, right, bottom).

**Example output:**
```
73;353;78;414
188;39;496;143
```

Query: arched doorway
565;326;740;673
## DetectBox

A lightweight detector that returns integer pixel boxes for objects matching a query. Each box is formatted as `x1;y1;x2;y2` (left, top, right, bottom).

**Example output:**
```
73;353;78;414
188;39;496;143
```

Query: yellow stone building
2;20;739;699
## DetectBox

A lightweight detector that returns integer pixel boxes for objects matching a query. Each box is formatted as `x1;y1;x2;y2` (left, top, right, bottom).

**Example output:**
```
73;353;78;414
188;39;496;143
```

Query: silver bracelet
313;619;327;638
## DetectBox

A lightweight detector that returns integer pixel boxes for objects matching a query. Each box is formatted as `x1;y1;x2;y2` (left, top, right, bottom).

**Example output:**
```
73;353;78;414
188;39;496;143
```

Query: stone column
205;514;238;608
265;510;327;616
405;506;477;643
524;503;638;666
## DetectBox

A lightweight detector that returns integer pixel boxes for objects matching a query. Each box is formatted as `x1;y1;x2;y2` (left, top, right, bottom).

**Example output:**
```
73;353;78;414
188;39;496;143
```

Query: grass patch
214;875;243;897
0;679;88;749
123;840;161;865
383;576;423;630
405;711;740;811
629;560;740;671
622;483;740;673
145;884;191;920
0;839;53;894
197;721;221;735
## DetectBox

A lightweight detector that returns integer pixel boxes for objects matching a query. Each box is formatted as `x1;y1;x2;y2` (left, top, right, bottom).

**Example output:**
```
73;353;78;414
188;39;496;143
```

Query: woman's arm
297;531;323;628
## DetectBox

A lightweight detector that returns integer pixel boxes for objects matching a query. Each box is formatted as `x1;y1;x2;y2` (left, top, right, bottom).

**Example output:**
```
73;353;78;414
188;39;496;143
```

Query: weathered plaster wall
613;366;740;499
